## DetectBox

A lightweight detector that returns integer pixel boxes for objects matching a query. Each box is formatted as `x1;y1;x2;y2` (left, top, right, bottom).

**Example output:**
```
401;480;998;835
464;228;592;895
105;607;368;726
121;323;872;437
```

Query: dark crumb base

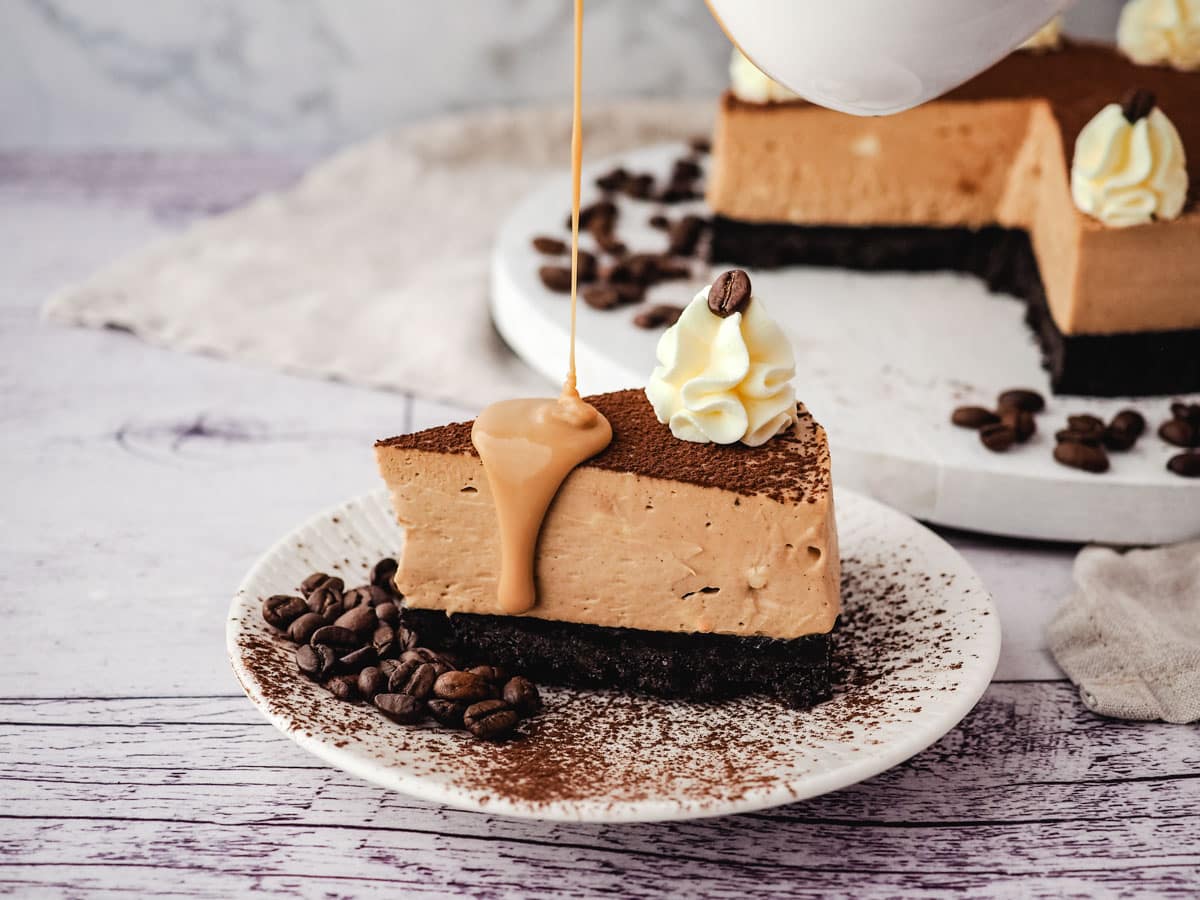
402;607;833;709
709;216;1200;397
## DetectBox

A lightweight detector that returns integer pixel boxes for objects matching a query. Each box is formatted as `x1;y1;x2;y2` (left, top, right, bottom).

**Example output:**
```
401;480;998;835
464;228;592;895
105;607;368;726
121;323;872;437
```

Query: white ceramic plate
228;488;1000;823
490;142;1200;545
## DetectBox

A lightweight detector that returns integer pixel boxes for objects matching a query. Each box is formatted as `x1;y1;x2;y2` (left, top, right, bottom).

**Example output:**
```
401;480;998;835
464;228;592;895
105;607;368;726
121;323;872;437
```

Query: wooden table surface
2;152;1197;898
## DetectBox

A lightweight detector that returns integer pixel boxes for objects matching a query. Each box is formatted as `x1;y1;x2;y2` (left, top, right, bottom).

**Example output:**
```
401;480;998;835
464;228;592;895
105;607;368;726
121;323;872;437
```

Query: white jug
707;0;1075;115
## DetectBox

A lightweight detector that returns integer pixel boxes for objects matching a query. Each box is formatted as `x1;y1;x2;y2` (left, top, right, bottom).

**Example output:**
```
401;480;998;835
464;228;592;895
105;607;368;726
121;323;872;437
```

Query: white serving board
491;143;1199;545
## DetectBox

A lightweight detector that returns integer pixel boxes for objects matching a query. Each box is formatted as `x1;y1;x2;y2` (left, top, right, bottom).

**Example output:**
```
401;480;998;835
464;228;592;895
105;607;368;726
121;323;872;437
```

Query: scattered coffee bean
393;625;419;653
341;585;390;609
374;693;424;724
262;594;308;629
950;406;1000;429
538;266;572;293
1066;414;1105;440
372;623;397;657
400;648;442;665
648;213;670;230
305;584;343;622
624;173;655;199
310;625;359;649
374;601;398;624
1102;427;1138;452
671;159;702;182
708;270;752;318
1001;407;1037;443
369;558;400;594
433;671;492;703
1170;402;1200;425
287;612;325;644
666;214;705;256
386;658;420;692
594;167;629;192
296;643;336;680
427;699;467;728
1055;428;1102;446
582;285;621;310
337;645;376;672
1109;409;1146;438
399;662;438;700
576;250;598;281
689;136;711;154
299;572;338;597
633;304;684;329
979;423;1016;452
657;182;700;203
357;666;387;699
576;199;617;231
1053;440;1110;473
1167;451;1200;478
531;235;567;255
502;676;543;716
333;604;376;635
379;658;405;682
613;282;646;304
997;389;1045;413
468;665;507;684
463;699;519;740
1159;418;1199;447
327;675;359;702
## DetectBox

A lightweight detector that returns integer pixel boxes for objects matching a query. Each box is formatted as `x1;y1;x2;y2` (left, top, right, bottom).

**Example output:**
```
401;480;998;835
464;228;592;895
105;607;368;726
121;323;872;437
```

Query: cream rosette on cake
1118;0;1200;71
646;274;797;447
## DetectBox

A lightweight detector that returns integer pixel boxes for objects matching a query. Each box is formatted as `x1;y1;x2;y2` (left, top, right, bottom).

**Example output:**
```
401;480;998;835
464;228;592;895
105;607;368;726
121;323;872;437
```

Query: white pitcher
707;0;1075;115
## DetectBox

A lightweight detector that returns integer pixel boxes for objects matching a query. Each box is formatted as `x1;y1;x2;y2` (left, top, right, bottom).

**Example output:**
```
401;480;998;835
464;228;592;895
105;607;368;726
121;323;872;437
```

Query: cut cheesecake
375;388;840;707
707;42;1200;396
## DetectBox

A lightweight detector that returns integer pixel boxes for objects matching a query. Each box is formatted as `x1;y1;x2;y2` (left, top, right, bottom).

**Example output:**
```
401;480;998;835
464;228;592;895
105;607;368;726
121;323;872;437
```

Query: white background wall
0;0;1126;150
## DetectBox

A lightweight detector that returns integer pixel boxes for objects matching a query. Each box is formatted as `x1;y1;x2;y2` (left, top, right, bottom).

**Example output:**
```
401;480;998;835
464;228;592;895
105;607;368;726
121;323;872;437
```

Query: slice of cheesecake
375;388;839;707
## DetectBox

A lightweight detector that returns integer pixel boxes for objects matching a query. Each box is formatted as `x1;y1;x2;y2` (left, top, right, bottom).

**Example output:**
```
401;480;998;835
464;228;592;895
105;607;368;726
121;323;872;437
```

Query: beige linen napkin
43;100;711;407
1047;541;1200;724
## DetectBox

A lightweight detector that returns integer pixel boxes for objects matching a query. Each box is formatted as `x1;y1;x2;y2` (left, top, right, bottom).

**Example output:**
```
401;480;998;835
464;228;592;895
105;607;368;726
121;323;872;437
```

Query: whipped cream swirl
1070;100;1189;228
1118;0;1200;71
729;48;799;104
645;281;797;447
1019;16;1063;51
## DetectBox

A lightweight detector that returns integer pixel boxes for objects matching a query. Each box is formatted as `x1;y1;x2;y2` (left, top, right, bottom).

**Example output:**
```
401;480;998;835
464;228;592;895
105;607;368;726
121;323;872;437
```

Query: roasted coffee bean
357;666;387;699
538;266;572;293
950;406;1000;429
369;557;400;593
657;182;700;203
655;258;691;281
433;671;492;703
1055;428;1102;446
468;665;508;684
399;662;438;700
393;625;419;653
262;594;308;629
400;648;441;665
633;304;684;329
337;645;376;672
576;199;617;230
332;604;376;635
287;612;325;644
1109;409;1146;438
689;136;712;155
997;389;1045;413
310;625;360;649
1054;440;1110;473
386;658;420;692
623;173;655;199
708;269;752;317
1001;407;1037;443
299;571;331;597
374;693;424;724
327;675;359;702
531;235;567;255
979;423;1016;452
1170;401;1200;425
1066;414;1105;439
1167;451;1200;478
613;282;646;304
427;699;467;728
648;213;670;230
666;214;705;256
502;676;542;716
582;285;621;310
374;601;399;624
1121;87;1156;124
577;250;598;281
671;159;703;182
296;643;336;680
341;585;390;609
372;623;397;657
1159;418;1199;447
464;700;519;740
306;584;343;622
1102;426;1138;452
594;167;629;192
379;658;405;681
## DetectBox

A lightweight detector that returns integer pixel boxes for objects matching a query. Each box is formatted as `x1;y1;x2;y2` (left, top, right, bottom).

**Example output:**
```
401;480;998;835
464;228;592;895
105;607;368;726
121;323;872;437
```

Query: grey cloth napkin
42;100;711;408
1047;541;1200;724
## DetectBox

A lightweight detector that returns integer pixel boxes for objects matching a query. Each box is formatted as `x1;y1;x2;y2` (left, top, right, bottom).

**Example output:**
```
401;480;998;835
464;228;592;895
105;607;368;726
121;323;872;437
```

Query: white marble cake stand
490;143;1199;546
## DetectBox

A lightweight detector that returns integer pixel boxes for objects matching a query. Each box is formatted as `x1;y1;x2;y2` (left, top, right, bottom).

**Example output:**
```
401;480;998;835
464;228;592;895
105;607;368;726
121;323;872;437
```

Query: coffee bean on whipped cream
531;236;567;255
950;406;1001;429
997;388;1045;413
502;676;543;716
1167;451;1200;478
464;699;519;740
286;612;324;644
1159;417;1199;447
708;269;752;318
1001;407;1037;443
1054;440;1110;473
262;594;308;630
633;304;684;329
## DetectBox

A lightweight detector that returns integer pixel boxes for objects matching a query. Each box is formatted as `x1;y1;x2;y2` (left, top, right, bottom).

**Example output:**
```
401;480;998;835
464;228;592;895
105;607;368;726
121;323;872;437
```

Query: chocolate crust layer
403;607;833;709
377;389;832;506
710;216;1200;397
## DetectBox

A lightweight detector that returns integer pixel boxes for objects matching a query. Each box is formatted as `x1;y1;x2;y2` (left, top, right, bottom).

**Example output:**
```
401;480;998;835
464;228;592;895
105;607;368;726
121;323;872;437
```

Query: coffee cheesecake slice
375;388;840;708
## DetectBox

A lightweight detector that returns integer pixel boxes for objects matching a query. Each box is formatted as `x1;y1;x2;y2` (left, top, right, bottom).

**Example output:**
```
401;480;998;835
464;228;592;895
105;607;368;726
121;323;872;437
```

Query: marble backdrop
0;0;1125;150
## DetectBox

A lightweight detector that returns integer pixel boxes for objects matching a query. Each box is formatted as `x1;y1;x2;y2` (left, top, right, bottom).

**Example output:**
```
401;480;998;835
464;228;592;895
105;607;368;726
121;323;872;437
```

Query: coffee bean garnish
262;594;308;629
1159;418;1199;447
979;423;1016;452
428;699;468;729
633;304;684;329
333;604;376;635
950;406;1000;429
1121;87;1156;124
287;612;324;644
296;644;336;681
357;666;387;700
531;236;567;255
1167;451;1200;478
463;699;519;741
502;676;543;716
997;389;1045;413
708;269;752;318
374;693;424;724
1053;440;1110;473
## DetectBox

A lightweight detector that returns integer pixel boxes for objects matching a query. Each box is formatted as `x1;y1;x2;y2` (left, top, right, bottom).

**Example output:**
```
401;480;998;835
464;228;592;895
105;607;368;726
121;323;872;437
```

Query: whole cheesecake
375;388;840;708
708;41;1200;396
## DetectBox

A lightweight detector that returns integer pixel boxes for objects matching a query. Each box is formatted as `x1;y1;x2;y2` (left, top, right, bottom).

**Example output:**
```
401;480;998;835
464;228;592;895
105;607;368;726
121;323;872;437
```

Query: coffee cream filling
707;93;1200;336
